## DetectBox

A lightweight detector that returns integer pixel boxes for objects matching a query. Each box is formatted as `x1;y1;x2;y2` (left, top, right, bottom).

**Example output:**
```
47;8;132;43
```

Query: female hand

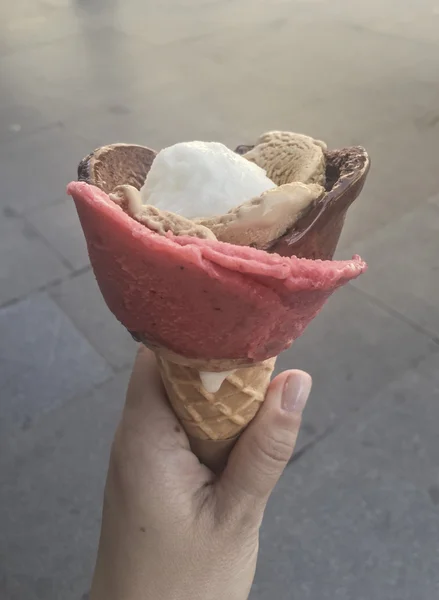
90;346;311;600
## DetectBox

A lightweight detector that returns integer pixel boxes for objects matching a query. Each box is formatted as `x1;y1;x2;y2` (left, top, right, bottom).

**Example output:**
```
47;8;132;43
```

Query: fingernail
281;372;312;413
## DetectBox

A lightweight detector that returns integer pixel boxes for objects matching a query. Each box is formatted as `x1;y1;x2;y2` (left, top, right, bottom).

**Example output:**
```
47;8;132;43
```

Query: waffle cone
156;355;276;441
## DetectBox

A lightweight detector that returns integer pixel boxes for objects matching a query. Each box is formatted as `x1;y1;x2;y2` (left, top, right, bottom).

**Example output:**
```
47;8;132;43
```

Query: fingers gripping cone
68;137;369;471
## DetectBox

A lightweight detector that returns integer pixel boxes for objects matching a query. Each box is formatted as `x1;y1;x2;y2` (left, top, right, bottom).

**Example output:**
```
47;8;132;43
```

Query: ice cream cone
153;356;275;471
70;134;369;471
156;356;276;440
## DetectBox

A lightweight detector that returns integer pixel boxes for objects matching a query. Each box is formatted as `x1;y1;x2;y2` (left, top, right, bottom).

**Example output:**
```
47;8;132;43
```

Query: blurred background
1;0;439;598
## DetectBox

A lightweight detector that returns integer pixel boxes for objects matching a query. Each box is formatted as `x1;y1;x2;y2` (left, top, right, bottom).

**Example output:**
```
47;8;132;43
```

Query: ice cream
140;141;276;218
71;131;370;470
244;131;327;186
199;371;234;394
111;179;324;250
111;138;326;249
199;182;324;248
109;184;216;241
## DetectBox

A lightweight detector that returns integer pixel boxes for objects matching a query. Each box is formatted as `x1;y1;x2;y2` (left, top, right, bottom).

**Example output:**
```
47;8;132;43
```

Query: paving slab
285;0;439;46
105;15;439;156
25;199;90;272
253;351;439;600
0;211;68;306
50;270;136;370
173;17;439;149
337;122;439;250
0;26;147;139
0;370;130;600
76;90;231;153
275;286;438;451
350;202;439;340
0;125;94;212
0;293;112;441
0;1;114;59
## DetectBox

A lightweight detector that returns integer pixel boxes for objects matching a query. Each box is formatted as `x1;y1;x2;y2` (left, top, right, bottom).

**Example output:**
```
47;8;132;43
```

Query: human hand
90;346;312;600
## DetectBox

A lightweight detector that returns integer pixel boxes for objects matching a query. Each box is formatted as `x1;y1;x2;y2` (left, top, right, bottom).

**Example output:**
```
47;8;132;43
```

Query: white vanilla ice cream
199;371;234;394
140;141;276;219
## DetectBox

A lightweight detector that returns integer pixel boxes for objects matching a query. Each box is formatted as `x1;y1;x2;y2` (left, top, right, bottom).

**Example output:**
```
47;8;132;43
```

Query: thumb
219;370;312;511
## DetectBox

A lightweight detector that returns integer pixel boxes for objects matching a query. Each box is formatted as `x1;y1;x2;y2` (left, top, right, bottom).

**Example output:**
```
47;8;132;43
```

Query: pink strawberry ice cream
67;180;366;365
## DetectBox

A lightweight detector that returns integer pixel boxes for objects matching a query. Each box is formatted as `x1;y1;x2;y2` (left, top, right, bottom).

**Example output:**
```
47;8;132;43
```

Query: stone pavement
1;1;439;598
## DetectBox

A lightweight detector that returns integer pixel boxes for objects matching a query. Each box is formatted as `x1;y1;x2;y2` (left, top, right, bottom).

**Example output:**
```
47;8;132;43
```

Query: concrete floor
1;1;439;598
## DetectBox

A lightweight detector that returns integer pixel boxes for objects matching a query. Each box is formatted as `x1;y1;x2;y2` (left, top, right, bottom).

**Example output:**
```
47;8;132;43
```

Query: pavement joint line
288;424;338;468
4;195;68;217
20;211;75;272
342;17;439;50
25;195;67;213
348;284;439;347
0;366;122;468
0;119;68;145
287;341;439;467
0;32;79;61
0;22;119;62
0;264;92;311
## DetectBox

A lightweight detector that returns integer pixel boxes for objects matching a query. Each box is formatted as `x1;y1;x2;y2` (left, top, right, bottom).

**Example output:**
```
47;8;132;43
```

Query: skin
90;346;312;600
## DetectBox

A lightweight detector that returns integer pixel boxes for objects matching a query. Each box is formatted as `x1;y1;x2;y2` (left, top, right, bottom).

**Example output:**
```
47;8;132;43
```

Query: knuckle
254;431;295;468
